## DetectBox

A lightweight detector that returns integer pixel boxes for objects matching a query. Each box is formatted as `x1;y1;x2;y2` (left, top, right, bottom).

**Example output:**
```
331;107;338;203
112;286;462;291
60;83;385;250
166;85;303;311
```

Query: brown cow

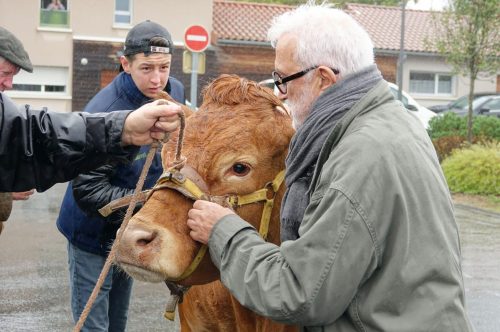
115;75;297;332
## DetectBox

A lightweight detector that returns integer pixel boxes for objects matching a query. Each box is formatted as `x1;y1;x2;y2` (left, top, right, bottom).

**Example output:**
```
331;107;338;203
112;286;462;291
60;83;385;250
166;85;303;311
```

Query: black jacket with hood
0;92;137;192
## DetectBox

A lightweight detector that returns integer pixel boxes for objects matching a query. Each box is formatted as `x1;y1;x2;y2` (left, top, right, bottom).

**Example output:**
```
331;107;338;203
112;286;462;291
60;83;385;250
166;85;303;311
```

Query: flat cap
0;27;33;73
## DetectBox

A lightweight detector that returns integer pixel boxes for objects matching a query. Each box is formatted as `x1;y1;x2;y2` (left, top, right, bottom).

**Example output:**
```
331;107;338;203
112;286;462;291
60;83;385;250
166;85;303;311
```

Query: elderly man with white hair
186;2;473;331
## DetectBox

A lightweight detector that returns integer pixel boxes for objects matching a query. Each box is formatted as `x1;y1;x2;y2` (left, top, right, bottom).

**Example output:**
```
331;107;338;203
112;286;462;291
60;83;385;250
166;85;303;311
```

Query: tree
431;0;500;144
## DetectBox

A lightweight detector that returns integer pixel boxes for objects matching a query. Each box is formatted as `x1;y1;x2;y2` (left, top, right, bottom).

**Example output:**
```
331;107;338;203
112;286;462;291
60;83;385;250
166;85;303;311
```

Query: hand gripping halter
101;165;285;280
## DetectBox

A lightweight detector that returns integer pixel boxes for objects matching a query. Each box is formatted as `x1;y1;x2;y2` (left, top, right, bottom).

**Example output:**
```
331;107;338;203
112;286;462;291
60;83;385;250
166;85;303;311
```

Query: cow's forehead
163;105;290;176
187;105;283;142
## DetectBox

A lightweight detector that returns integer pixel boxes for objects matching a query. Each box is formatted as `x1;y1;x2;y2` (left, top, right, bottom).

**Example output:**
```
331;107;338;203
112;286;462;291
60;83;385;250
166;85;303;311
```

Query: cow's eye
232;163;250;176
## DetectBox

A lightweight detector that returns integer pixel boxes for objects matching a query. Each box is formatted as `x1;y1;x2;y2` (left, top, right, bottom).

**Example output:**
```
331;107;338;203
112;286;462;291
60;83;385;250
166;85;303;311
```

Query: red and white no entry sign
184;25;210;52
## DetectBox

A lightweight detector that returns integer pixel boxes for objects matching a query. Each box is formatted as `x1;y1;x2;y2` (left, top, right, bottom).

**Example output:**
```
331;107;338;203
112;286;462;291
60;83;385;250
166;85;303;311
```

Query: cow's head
115;75;294;285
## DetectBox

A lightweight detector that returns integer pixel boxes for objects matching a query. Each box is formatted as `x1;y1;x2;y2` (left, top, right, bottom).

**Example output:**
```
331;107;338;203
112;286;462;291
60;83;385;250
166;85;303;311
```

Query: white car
259;78;279;95
387;82;437;129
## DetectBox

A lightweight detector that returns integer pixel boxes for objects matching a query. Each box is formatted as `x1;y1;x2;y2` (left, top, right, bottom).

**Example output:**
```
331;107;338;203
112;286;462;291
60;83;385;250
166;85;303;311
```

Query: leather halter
100;165;286;282
149;166;286;281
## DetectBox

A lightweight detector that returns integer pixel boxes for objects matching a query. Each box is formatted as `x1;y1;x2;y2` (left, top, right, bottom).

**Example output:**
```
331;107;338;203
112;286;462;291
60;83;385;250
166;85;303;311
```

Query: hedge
428;113;500;161
441;143;500;195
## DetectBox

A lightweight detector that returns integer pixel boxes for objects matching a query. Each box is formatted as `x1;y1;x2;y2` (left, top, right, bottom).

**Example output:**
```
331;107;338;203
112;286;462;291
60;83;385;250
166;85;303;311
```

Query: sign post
184;25;210;109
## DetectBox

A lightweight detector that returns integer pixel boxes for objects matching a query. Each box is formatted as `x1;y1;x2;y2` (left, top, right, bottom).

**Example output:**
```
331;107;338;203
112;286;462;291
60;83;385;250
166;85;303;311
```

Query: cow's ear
275;105;290;116
155;91;194;119
161;140;178;170
160;120;181;170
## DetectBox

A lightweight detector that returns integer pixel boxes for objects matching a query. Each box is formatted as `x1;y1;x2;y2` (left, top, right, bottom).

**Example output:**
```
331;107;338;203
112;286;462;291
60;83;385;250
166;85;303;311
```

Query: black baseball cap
0;27;33;73
123;20;173;56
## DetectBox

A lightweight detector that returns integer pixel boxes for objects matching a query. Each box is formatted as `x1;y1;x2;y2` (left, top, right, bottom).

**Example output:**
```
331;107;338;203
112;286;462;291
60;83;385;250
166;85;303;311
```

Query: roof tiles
213;0;438;53
213;0;294;43
346;3;437;53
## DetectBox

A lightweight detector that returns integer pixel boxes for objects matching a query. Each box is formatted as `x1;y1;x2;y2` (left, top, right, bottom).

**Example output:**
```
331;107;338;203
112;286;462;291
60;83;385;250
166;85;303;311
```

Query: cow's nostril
136;231;157;247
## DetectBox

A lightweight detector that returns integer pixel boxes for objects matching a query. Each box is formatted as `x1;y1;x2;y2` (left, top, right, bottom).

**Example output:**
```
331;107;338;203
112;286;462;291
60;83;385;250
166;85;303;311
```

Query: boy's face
120;53;171;98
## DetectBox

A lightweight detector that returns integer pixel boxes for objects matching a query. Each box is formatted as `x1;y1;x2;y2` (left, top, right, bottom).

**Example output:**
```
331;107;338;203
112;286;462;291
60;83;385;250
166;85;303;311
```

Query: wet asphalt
0;184;499;331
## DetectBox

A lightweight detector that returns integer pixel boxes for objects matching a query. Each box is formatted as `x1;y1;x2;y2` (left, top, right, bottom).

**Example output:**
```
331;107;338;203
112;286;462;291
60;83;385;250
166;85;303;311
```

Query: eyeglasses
272;66;317;95
272;66;340;94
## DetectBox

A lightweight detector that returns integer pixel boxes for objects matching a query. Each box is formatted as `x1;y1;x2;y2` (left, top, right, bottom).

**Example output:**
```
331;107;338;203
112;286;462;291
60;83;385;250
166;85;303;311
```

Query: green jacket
208;81;473;331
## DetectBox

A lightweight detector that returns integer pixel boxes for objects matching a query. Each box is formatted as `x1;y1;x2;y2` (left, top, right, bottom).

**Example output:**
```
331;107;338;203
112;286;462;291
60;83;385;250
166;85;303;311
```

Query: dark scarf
280;65;383;241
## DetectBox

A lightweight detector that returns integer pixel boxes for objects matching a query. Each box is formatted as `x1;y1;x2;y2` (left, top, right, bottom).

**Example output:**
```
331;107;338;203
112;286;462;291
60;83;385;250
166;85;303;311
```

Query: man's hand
121;99;181;146
187;200;235;244
11;189;35;200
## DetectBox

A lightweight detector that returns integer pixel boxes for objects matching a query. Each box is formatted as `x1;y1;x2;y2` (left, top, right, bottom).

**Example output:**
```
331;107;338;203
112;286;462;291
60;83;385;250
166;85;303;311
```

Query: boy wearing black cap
56;20;185;331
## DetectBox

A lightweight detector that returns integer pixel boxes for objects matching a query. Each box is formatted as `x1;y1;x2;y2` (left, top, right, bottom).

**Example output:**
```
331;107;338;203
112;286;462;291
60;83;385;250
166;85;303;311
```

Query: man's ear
318;66;337;92
120;56;131;73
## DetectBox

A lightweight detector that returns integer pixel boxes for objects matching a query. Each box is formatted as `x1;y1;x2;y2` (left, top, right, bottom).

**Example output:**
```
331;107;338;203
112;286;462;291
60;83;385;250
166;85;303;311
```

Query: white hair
267;1;374;77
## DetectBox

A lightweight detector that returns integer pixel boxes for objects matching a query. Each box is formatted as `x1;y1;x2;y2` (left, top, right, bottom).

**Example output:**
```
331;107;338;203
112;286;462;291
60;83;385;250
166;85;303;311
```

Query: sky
406;0;450;11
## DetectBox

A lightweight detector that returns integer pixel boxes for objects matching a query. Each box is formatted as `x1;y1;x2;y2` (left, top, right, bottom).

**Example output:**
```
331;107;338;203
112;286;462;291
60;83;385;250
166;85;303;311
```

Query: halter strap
99;166;286;281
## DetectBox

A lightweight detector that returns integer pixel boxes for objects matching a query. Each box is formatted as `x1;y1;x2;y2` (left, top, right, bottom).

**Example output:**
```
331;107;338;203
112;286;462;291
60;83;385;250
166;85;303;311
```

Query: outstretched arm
0;94;180;192
121;99;181;145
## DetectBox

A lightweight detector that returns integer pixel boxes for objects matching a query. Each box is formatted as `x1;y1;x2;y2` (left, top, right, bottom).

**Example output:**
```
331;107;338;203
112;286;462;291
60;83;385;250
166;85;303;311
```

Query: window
115;0;132;25
40;0;70;28
12;66;68;94
12;84;42;92
409;72;453;95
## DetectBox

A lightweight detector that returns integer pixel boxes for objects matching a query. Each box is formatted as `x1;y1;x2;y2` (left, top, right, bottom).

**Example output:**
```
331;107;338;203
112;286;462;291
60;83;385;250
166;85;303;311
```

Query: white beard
285;81;316;130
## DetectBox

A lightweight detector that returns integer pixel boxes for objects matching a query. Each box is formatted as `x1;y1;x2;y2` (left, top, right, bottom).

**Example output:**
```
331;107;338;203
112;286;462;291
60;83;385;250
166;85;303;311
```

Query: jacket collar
118;72;153;106
309;80;396;191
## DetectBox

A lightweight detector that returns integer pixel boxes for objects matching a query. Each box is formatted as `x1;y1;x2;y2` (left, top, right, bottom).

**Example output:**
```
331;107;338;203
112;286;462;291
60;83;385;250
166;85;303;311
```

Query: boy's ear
120;56;131;73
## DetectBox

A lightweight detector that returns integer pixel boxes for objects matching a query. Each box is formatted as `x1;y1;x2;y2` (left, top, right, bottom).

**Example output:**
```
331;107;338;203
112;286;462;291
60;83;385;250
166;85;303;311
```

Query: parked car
444;95;500;118
475;96;500;117
387;82;437;129
259;78;279;95
428;92;499;113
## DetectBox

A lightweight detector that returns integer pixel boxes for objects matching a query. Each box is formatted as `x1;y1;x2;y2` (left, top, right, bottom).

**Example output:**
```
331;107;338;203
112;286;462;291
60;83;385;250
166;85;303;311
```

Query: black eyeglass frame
272;66;339;94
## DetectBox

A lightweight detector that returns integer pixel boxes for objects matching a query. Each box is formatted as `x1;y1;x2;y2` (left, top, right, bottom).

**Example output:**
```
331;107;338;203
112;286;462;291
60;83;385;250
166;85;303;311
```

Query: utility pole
397;0;406;101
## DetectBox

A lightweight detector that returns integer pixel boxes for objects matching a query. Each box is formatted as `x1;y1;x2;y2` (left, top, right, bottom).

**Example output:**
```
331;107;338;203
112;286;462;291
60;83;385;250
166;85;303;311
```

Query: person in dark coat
0;26;181;233
0;25;37;230
56;20;185;332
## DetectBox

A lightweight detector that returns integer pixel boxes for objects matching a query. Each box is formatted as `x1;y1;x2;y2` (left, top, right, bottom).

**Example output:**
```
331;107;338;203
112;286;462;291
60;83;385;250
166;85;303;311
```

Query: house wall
72;40;197;111
70;0;212;44
0;0;73;112
374;55;398;84
0;0;211;113
3;0;496;112
403;55;498;107
72;40;122;112
210;44;275;82
208;44;399;90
